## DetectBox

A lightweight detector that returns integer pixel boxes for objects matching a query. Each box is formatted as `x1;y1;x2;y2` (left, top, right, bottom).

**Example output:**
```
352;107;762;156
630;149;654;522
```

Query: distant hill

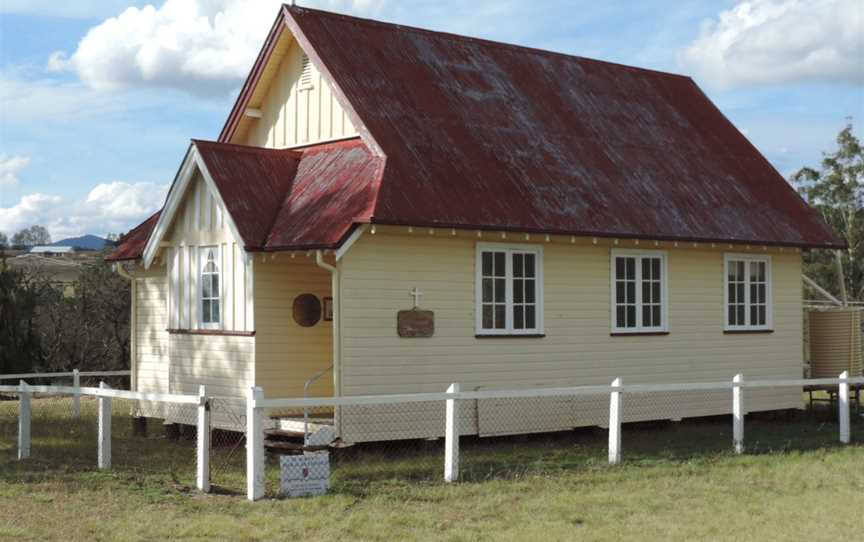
52;234;110;251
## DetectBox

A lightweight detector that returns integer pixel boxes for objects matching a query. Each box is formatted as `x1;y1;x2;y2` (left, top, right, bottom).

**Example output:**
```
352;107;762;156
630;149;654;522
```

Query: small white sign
280;452;330;497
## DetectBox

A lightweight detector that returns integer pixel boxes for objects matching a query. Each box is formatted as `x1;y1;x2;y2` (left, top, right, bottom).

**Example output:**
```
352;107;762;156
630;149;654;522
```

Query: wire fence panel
1;375;862;503
459;394;609;482
209;397;247;495
109;398;199;490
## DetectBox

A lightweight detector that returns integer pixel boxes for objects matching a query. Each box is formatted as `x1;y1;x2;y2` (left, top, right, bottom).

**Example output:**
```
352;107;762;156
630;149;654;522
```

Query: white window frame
475;242;544;336
610;249;669;334
199;246;222;329
723;253;773;331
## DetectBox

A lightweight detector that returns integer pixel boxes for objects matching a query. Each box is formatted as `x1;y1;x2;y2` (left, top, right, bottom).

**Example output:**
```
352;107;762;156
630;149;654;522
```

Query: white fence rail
3;371;862;502
1;378;210;492
0;369;131;381
243;372;864;501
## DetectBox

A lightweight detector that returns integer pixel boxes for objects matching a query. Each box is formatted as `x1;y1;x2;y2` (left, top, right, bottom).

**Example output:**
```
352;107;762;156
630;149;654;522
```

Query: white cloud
0;154;31;188
680;0;864;89
51;0;387;97
0;73;133;124
0;182;168;240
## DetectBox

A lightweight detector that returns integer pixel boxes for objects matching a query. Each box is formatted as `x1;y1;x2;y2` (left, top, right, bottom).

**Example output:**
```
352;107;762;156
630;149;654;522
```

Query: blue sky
1;0;862;240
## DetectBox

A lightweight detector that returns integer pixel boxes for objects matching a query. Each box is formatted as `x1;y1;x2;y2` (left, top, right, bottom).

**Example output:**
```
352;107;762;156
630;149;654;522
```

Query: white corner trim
335;225;367;261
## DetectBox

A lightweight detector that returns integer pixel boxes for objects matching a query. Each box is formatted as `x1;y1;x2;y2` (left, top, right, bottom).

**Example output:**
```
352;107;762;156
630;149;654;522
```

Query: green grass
1;396;862;541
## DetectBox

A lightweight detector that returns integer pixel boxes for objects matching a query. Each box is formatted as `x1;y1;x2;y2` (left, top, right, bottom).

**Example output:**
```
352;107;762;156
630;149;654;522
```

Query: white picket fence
2;370;863;501
0;377;212;493
244;372;864;501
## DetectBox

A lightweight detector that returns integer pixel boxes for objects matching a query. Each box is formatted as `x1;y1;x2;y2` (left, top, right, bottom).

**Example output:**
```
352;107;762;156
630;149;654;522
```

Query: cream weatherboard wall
337;231;804;442
144;172;255;399
131;266;170;418
241;39;358;149
254;257;334;400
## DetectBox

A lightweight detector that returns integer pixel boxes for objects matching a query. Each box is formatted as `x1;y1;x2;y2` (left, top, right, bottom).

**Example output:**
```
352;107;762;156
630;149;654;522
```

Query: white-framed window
724;254;772;331
610;249;668;333
199;246;221;329
475;243;544;335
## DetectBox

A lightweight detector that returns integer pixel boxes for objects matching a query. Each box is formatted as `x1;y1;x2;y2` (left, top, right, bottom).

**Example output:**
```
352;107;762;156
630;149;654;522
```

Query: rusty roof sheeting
194;140;302;247
107;138;381;260
106;210;161;261
280;6;843;249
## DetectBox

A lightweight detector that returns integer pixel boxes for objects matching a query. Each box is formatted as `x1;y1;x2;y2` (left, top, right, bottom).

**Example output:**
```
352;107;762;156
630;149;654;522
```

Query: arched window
200;247;221;328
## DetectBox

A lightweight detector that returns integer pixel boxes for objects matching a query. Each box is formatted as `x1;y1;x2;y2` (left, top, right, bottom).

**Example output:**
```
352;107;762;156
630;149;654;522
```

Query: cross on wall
409;287;424;309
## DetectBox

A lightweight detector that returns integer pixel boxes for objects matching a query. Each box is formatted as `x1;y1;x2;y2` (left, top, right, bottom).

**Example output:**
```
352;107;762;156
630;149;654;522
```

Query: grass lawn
0;396;862;541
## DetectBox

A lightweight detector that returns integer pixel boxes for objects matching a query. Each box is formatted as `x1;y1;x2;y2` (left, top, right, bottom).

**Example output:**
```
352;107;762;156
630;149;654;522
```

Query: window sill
610;331;670;337
475;333;546;339
167;329;255;337
723;329;774;335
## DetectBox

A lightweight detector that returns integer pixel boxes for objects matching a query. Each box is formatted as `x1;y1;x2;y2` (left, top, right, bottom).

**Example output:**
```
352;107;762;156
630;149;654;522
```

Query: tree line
0;225;52;249
793;123;863;302
0;247;130;374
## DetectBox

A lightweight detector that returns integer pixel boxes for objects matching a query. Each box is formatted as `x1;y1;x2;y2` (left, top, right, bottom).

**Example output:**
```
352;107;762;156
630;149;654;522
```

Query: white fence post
733;374;744;454
608;377;622;465
18;381;30;460
72;369;81;419
197;385;211;492
246;386;265;501
444;382;460;482
839;371;850;444
98;381;112;469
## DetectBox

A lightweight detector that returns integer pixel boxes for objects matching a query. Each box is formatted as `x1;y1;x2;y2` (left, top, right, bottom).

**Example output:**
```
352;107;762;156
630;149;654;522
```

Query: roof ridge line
285;4;692;81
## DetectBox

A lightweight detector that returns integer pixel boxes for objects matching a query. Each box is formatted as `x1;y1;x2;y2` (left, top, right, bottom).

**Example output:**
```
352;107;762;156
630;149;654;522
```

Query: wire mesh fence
1;375;862;502
109;398;199;490
209;397;247;494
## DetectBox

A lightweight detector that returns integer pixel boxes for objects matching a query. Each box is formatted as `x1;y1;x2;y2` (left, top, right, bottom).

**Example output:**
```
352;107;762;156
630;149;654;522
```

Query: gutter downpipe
113;262;137;392
315;250;341;431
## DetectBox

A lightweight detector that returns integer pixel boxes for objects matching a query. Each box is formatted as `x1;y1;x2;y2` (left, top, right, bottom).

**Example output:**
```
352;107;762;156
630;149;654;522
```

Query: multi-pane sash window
611;250;667;333
476;244;543;335
724;254;771;330
200;247;221;328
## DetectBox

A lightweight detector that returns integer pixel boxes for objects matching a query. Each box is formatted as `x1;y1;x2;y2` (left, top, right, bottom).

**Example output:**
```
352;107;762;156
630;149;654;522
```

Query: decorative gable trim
141;144;246;269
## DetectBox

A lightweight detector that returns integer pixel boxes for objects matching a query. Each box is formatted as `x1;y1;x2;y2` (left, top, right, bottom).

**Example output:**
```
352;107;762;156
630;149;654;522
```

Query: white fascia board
335;224;367;261
142;146;198;269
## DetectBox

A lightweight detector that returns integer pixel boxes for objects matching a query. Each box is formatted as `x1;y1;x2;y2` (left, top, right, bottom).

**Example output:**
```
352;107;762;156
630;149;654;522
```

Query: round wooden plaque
293;294;322;327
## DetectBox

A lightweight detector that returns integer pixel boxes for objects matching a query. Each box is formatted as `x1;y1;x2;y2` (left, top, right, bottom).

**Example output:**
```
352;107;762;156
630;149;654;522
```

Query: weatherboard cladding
110;5;843;262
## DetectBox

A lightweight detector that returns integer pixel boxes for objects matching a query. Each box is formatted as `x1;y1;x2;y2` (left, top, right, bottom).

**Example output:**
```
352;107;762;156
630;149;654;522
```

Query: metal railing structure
302;365;333;445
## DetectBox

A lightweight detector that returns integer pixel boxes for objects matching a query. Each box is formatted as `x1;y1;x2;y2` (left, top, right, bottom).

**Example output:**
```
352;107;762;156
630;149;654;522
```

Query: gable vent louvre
299;53;314;90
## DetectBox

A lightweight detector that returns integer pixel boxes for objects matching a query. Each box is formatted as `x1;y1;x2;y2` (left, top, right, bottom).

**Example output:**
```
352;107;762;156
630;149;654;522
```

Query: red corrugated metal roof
276;5;842;249
194;140;302;247
106;210;161;261
108;138;381;260
198;137;382;250
115;4;844;262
